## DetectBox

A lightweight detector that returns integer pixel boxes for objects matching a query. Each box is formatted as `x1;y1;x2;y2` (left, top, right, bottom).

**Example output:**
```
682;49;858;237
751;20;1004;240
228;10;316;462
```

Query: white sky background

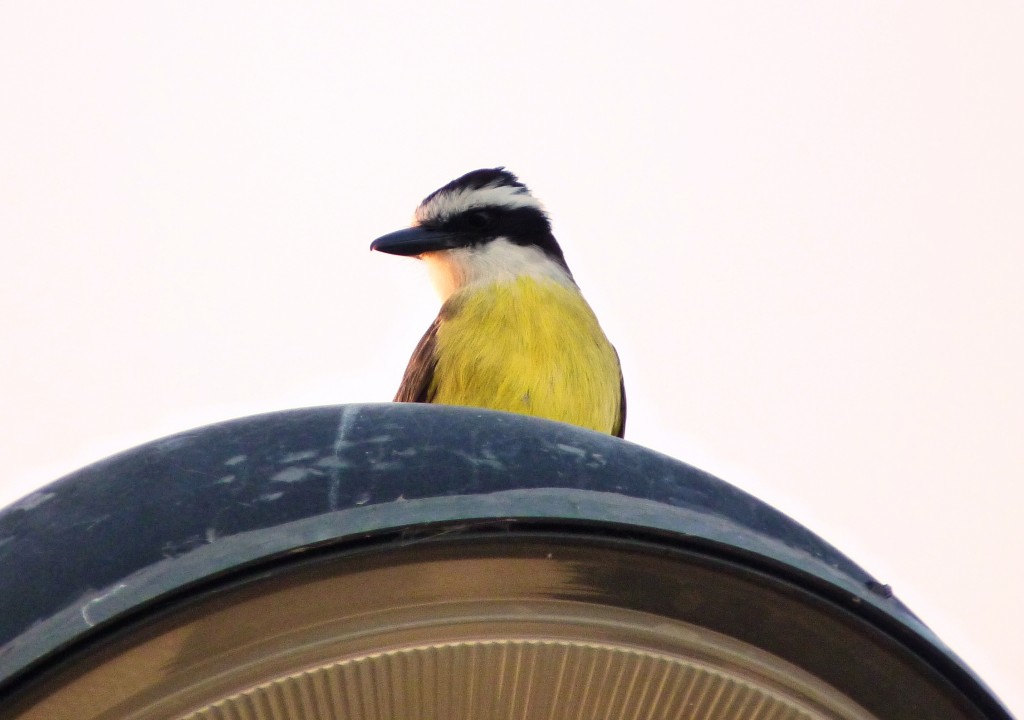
2;2;1021;713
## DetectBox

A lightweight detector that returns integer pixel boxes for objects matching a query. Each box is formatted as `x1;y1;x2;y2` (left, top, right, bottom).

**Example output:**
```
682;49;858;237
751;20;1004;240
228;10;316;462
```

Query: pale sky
2;3;1022;714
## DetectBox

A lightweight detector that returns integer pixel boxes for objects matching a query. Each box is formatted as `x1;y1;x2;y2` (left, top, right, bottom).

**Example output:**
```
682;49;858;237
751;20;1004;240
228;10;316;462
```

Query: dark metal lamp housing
0;404;1013;719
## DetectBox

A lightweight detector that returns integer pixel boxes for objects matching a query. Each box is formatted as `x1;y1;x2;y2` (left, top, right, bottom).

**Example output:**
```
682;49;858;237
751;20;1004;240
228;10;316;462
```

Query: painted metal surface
0;403;1011;718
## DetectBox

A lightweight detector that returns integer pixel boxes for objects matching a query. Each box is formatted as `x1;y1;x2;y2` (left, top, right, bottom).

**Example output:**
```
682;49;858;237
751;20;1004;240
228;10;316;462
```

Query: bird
371;168;625;438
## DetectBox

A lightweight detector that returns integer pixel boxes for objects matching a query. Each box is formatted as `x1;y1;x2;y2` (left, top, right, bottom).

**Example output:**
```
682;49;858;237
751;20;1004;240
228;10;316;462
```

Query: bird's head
371;168;573;300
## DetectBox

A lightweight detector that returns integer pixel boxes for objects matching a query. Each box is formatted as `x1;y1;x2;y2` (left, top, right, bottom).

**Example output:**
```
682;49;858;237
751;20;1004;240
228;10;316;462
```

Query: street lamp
0;404;1012;719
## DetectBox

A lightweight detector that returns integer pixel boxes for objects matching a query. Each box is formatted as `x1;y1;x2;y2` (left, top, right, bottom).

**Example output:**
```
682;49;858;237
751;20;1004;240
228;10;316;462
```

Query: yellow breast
430;276;622;435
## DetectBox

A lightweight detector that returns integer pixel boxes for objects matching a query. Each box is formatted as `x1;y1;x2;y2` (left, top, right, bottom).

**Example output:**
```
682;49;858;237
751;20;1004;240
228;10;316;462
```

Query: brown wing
612;348;627;438
613;371;627;438
394;317;440;403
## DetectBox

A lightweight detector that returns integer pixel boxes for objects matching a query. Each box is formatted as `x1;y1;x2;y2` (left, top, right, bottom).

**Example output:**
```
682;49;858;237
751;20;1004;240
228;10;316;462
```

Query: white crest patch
415;184;545;226
423;238;574;301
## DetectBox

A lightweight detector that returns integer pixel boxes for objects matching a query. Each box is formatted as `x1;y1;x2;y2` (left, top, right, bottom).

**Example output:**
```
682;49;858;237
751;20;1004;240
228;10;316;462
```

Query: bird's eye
463;210;493;231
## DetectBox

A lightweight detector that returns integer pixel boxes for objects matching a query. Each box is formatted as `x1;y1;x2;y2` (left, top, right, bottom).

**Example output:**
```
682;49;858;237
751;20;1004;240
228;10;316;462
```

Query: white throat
422;238;574;301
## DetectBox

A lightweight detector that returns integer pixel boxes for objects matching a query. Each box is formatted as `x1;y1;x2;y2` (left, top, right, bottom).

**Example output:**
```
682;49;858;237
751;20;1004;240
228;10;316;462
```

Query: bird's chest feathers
431;277;619;429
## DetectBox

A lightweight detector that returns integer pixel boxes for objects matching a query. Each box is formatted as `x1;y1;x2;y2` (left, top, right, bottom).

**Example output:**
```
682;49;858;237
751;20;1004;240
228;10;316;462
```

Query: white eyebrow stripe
415;184;544;225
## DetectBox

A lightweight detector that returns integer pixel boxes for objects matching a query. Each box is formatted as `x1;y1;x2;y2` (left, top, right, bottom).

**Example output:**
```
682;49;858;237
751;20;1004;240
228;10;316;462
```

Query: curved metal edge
0;497;1013;720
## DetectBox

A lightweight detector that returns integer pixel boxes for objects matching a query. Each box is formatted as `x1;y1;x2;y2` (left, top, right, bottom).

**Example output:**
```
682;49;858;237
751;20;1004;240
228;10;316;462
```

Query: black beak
370;226;464;256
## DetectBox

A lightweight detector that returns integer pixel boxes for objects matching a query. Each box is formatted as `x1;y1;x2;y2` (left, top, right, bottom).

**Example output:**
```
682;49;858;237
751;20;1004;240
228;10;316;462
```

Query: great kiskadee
371;168;626;438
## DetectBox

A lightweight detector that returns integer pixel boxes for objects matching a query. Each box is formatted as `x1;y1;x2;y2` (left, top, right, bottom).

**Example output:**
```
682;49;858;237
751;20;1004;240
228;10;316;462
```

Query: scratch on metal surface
279;450;318;464
9;491;55;512
80;583;128;627
328;406;361;511
271;467;323;483
555;443;587;459
333;405;360;453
